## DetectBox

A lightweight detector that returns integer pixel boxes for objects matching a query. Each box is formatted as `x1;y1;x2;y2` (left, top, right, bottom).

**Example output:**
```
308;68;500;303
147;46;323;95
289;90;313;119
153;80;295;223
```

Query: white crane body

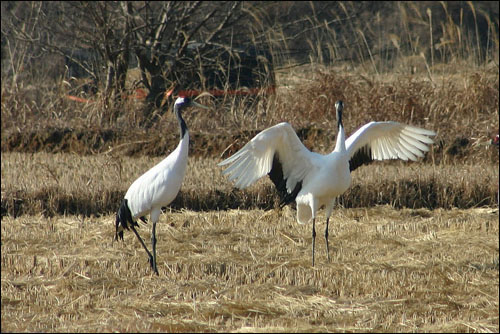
296;150;351;225
219;101;436;266
115;96;207;275
125;136;189;222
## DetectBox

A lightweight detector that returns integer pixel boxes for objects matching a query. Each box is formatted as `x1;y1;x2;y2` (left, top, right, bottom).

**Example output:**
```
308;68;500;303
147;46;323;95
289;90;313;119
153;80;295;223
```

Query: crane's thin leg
151;221;159;275
312;218;316;267
325;218;330;262
324;199;335;264
129;224;154;267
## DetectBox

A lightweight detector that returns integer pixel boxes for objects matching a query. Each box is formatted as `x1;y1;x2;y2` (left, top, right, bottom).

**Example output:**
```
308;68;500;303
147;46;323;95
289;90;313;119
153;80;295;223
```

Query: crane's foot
148;256;159;275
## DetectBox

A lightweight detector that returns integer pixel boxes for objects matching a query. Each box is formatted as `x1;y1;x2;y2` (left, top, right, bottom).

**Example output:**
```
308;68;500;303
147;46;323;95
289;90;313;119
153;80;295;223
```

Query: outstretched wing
345;121;436;171
219;122;317;202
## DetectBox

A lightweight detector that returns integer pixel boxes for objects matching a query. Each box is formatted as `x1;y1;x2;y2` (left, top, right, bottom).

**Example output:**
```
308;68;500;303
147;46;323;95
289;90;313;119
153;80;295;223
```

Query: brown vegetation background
1;1;499;332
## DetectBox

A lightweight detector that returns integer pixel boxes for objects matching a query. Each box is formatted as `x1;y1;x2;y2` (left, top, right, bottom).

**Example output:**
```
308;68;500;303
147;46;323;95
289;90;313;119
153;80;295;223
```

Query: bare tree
1;1;45;89
2;1;131;105
122;1;253;107
3;1;270;121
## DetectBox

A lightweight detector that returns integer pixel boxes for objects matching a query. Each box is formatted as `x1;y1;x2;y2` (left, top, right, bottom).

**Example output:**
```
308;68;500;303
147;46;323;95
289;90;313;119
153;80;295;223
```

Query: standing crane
219;101;436;266
115;96;208;275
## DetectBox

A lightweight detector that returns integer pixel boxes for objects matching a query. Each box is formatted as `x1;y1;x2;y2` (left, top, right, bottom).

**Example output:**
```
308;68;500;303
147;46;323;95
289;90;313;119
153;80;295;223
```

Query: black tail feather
115;198;138;241
268;154;302;208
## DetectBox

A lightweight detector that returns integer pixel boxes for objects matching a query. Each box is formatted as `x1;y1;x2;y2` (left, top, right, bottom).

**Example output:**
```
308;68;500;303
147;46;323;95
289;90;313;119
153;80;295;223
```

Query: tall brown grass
2;2;498;138
1;151;498;218
2;59;499;218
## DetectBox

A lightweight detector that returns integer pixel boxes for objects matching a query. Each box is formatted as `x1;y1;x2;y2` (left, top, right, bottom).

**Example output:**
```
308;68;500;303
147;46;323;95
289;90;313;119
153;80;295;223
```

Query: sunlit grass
1;207;498;332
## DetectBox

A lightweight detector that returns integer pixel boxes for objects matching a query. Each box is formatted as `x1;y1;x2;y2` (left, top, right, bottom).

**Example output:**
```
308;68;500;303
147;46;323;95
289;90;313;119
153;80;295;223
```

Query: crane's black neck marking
174;104;188;139
268;154;302;207
336;102;343;130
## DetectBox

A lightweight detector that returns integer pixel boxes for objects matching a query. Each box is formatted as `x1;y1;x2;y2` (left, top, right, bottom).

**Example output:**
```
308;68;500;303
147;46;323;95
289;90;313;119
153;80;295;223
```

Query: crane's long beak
191;100;209;110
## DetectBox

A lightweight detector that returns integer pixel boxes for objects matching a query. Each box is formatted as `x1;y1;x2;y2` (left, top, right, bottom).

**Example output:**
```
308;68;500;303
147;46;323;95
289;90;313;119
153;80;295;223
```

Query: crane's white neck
178;130;190;157
334;123;346;152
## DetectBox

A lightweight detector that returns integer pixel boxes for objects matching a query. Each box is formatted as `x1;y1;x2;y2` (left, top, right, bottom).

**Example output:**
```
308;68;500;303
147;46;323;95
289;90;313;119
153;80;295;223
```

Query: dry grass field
2;205;498;332
1;152;499;332
2;2;499;331
2;65;498;331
